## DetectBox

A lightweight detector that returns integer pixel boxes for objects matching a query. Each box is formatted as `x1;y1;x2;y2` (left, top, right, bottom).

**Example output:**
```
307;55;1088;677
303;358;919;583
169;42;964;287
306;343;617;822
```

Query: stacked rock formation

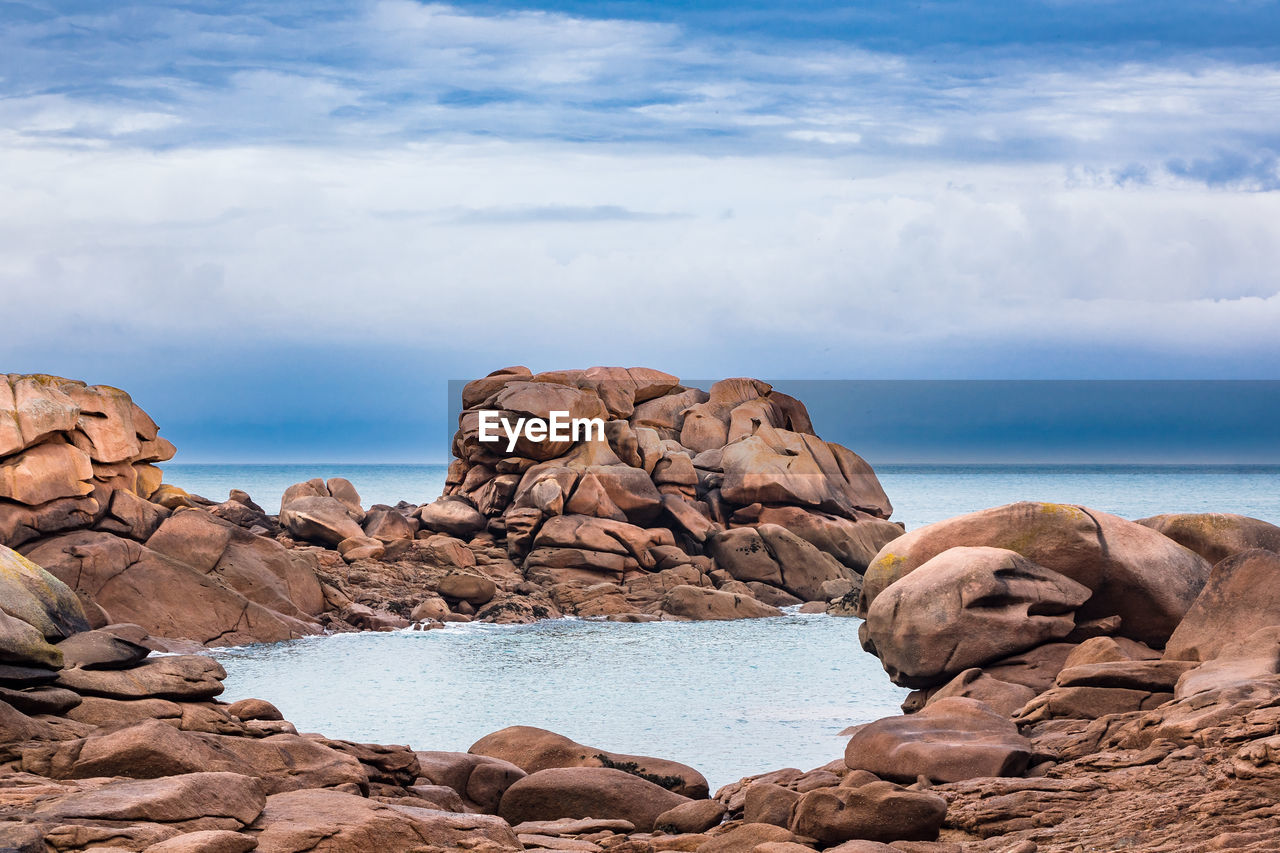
1;375;327;647
1;375;175;550
3;369;908;648
412;366;904;621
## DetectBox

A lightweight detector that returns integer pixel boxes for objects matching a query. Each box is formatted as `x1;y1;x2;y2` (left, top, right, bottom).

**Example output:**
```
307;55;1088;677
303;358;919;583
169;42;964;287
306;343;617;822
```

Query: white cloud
2;138;1278;376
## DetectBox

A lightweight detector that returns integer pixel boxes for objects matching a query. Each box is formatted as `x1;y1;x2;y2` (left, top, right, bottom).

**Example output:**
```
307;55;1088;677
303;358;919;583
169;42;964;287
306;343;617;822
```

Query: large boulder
498;767;690;832
0;544;89;640
845;697;1032;783
860;502;1210;647
279;496;363;547
790;781;947;845
1137;513;1280;564
469;725;708;798
864;546;1091;687
661;585;782;621
25;530;320;646
1165;549;1280;661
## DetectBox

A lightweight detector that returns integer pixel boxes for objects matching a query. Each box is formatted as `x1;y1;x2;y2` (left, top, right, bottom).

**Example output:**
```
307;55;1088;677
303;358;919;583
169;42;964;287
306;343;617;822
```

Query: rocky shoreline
4;369;1280;852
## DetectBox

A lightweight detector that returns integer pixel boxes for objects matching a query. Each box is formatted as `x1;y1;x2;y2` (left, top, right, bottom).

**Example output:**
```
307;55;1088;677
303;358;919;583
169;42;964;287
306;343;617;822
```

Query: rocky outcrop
859;501;1210;648
1;375;174;549
1;376;327;648
863;547;1091;687
407;367;902;622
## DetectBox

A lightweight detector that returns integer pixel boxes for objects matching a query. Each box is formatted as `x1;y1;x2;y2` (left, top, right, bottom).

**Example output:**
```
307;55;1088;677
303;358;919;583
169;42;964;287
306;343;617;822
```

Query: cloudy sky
3;0;1280;460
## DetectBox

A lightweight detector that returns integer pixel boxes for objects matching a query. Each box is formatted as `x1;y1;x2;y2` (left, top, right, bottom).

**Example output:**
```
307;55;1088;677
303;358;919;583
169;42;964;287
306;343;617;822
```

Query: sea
170;463;1279;790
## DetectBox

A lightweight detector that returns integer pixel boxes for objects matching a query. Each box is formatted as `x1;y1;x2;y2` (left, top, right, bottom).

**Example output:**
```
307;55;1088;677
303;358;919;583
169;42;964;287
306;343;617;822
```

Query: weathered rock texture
416;366;902;622
3;370;903;645
1;376;327;648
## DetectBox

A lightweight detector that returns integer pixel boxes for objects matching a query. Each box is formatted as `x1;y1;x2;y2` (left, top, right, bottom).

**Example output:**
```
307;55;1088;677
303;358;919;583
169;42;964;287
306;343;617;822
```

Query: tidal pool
212;612;908;791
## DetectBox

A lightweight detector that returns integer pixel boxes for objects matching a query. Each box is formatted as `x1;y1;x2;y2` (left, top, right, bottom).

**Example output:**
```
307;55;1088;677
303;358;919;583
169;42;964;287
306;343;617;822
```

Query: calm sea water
188;462;1278;790
214;613;906;792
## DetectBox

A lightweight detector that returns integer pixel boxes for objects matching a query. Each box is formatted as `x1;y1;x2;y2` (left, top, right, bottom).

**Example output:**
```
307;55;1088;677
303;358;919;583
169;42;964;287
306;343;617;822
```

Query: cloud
2;0;1280;418
1;0;1278;183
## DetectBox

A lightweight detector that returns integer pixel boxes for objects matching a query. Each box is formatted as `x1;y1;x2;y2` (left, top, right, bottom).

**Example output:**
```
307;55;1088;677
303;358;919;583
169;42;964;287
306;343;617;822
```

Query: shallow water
213;613;908;792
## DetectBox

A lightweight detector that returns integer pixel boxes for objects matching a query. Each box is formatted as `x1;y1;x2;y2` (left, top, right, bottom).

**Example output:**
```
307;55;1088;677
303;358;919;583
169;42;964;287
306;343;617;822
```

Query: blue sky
2;0;1280;460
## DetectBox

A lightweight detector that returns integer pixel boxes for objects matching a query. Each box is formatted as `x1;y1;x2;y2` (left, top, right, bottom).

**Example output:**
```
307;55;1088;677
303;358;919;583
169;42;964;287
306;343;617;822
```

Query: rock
417;499;487;538
406;783;466;812
56;655;227;700
744;782;800;827
362;508;417;543
697;823;793;853
1061;636;1161;669
736;505;904;573
0;683;81;715
416;750;528;812
0;441;94;505
29;718;368;793
845;697;1032;783
982;643;1078;693
1175;627;1280;698
499;767;690;832
144;830;258;853
250;788;522;852
1013;685;1173;722
789;781;947;845
470;725;708;798
35;771;266;827
0;608;62;669
26;530;319;647
55;627;150;669
706;528;783;586
0;544;90;640
1165;549;1280;662
1;375;80;456
860;502;1210;648
279;496;364;546
438;572;498;606
100;487;171;540
719;427;892;520
1054;660;1197;692
707;525;860;602
928;669;1036;718
337;535;385;562
661;585;782;621
409;597;450;622
654;799;725;834
864;547;1091;687
324;478;363;517
1137;512;1280;564
227;698;283;722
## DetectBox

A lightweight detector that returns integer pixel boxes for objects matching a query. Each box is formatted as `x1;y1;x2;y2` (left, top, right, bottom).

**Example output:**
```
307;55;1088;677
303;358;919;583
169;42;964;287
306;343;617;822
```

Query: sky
2;0;1280;461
